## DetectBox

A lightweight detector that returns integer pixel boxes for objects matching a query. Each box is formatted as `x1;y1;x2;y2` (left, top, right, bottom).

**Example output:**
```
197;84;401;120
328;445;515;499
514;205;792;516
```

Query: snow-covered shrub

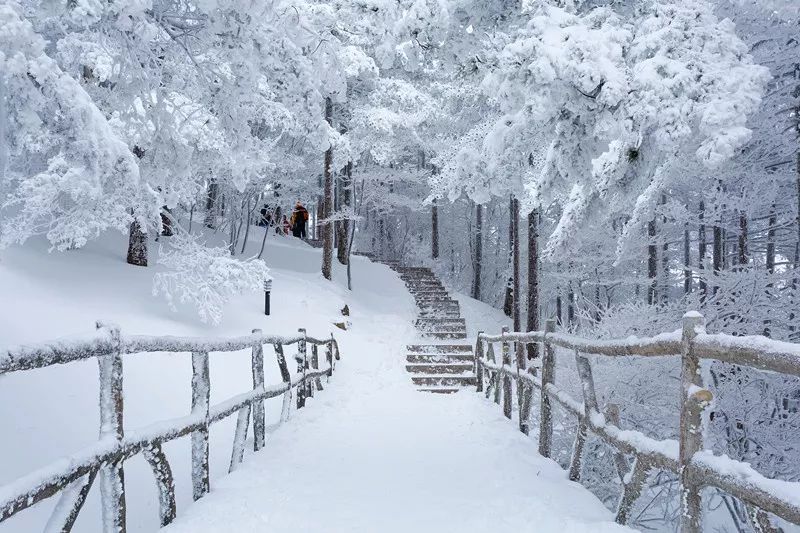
153;235;270;325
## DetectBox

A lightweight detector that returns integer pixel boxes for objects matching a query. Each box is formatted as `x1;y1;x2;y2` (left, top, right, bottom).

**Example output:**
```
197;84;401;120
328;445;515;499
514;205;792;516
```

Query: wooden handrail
476;312;800;532
0;325;340;532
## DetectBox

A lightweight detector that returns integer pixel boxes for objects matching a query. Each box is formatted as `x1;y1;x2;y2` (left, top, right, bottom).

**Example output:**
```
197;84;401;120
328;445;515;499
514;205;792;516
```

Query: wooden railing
0;323;340;532
475;312;800;533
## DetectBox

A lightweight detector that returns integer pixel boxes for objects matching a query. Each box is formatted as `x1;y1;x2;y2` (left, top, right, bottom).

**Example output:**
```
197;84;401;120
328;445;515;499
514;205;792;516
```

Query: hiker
291;202;309;238
282;215;291;236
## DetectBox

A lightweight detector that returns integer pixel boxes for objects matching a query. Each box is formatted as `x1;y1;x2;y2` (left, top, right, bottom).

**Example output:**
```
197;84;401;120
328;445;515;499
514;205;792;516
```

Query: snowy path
162;308;633;533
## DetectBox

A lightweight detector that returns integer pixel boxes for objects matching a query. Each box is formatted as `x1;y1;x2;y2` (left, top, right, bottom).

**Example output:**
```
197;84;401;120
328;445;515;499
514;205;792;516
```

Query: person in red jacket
290;202;309;238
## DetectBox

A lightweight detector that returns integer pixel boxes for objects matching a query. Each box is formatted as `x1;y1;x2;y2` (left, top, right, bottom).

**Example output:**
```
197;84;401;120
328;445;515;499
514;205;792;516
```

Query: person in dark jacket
291;202;309;238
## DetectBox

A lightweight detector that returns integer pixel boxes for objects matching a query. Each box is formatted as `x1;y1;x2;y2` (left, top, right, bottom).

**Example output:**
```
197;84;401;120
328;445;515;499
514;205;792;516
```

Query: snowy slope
0;228;414;532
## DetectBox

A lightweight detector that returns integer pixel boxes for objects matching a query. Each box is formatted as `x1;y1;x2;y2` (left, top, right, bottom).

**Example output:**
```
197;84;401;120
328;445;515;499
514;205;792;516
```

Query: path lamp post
264;279;272;316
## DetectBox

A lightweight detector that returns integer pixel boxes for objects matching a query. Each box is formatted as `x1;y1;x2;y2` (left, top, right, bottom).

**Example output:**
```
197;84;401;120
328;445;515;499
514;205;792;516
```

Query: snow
161;324;632;533
0;228;412;532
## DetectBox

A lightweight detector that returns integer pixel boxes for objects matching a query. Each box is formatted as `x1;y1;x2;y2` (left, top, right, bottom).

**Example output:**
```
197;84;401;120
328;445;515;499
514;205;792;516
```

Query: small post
96;323;126;533
251;329;265;451
475;333;484;393
679;312;708;533
191;351;210;500
501;326;512;419
264;279;272;316
297;329;308;408
539;319;556;457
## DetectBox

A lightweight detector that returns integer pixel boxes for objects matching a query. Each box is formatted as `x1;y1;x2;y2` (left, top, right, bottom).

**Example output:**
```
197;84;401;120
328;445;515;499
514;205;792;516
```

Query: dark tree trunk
527;209;539;359
431;200;440;260
127;220;147;267
767;206;777;275
556;291;563;326
738;213;748;266
321;97;334;280
337;162;352;265
503;195;514;318
512;197;521;333
713;221;722;297
205;181;218;228
699;201;707;302
661;195;668;304
567;282;575;327
161;208;173;236
472;203;483;300
648;218;657;305
684;226;691;294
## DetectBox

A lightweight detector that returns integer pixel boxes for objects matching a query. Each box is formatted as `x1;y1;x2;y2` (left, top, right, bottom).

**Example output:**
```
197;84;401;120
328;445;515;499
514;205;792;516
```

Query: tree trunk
527;209;539;359
661;195;668;304
556;291;562;326
567;282;575;328
161;208;173;237
126;220;147;267
204;181;218;228
767;206;776;275
648;218;657;305
337;161;352;265
684;225;691;294
321;97;334;280
713;220;722;297
699;200;707;302
503;195;514;318
431;200;440;259
512;197;521;333
738;213;748;266
472;203;483;300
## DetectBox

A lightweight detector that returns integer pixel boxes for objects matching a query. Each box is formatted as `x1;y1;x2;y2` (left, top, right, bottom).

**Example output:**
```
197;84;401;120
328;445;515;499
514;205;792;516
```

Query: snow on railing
0;323;341;533
475;312;800;532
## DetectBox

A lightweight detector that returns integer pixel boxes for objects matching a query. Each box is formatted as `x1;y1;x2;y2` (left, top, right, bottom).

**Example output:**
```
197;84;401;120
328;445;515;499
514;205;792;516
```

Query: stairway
391;265;476;394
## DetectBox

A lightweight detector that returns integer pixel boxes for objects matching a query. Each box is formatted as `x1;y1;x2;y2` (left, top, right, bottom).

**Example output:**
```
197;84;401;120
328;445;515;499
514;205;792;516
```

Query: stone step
417;386;461;394
406;363;474;374
423;332;468;340
418;312;461;319
417;324;467;333
418;299;459;306
407;344;473;353
415;297;455;304
411;375;477;387
406;352;474;363
416;317;466;324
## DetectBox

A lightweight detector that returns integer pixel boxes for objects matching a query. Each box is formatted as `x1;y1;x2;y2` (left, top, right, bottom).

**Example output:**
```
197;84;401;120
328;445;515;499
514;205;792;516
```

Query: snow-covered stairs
389;265;476;393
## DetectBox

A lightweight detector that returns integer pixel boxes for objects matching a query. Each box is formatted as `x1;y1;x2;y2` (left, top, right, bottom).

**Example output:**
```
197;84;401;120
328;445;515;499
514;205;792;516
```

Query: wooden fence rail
475;311;800;533
0;324;341;532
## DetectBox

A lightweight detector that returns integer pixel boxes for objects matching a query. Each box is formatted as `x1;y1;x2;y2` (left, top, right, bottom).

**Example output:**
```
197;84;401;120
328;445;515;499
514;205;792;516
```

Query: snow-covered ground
0;228;413;532
1;229;629;532
161;307;630;533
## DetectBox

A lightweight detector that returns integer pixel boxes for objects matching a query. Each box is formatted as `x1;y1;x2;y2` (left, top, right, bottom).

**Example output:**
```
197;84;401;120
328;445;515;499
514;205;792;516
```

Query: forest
1;0;799;530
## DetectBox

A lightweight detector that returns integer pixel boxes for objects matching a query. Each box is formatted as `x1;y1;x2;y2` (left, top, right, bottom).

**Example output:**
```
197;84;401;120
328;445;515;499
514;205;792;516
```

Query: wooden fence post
273;343;292;421
311;343;323;391
251;329;265;451
539;319;556;457
570;350;599;482
475;333;484;393
516;327;529;434
191;351;210;501
97;323;126;533
326;338;334;379
297;329;308;408
679;312;708;533
501;326;512;419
